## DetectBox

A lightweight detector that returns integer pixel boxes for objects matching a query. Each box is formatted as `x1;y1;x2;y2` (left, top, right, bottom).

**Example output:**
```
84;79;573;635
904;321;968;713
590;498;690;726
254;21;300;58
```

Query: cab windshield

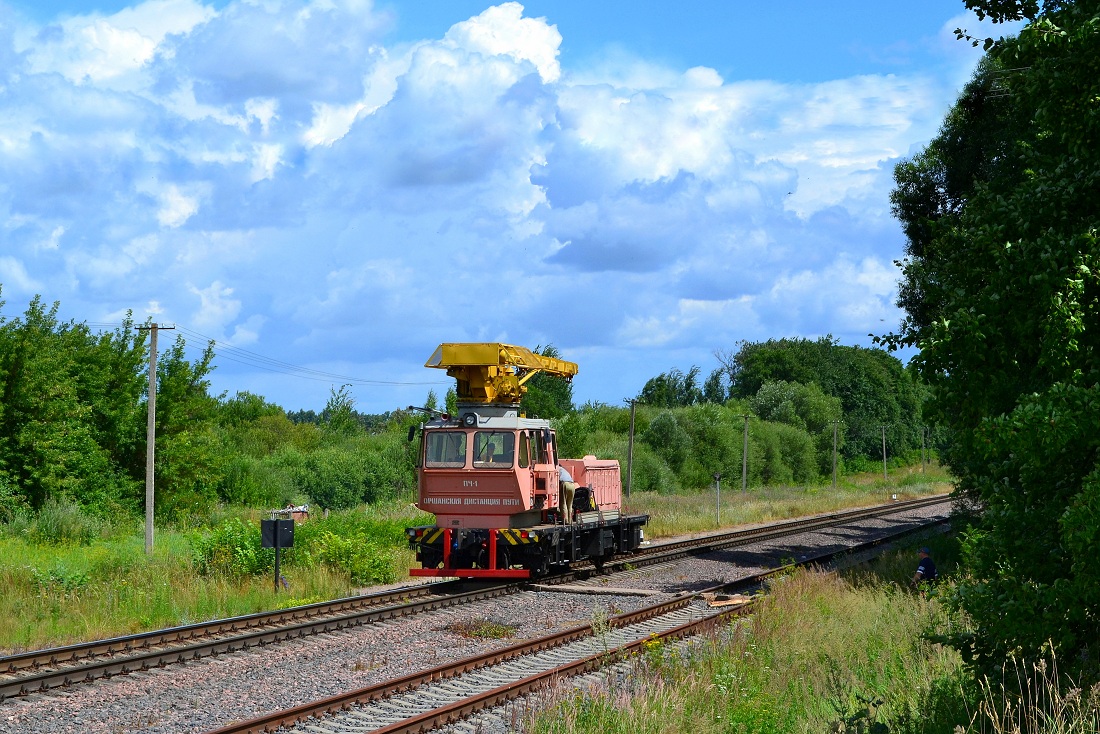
473;431;515;469
424;431;467;468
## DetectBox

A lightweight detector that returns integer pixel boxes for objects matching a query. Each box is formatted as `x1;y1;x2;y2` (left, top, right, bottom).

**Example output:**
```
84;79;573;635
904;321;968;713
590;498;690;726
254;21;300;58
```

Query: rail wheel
420;548;443;569
530;553;550;578
477;545;511;570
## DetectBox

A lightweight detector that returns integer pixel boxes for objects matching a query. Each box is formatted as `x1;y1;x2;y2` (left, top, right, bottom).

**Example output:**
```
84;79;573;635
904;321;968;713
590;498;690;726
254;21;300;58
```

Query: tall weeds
971;653;1100;734
530;569;971;734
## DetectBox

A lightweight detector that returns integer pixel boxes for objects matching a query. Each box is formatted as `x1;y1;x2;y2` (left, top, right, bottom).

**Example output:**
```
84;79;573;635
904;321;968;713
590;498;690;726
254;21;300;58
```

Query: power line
85;321;446;387
177;326;447;387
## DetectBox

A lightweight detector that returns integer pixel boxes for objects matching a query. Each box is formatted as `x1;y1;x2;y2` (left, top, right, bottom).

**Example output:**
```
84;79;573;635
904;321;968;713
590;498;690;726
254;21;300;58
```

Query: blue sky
0;0;1011;412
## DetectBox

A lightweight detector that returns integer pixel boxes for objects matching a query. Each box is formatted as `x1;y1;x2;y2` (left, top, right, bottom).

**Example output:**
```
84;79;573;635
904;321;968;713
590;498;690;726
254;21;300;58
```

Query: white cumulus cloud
0;0;996;410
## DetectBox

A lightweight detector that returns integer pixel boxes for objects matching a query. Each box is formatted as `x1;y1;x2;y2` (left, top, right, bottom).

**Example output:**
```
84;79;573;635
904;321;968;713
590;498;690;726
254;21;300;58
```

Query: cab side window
518;431;530;468
533;432;548;464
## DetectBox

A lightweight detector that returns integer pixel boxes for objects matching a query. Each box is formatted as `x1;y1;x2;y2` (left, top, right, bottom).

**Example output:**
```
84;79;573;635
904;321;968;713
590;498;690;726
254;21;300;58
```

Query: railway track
0;494;949;703
205;509;949;734
578;493;948;578
0;579;524;702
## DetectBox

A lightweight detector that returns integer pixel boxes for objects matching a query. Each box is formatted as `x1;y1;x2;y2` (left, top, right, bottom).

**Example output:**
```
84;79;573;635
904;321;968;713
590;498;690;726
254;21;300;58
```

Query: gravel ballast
0;501;951;734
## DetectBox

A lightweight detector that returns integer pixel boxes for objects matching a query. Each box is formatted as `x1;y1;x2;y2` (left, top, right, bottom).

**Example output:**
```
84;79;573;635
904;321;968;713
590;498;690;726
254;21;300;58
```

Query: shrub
0;474;30;525
29;496;99;545
311;531;396;585
675;403;743;487
156;428;227;522
772;422;818;484
190;518;271;577
31;563;90;593
218;454;296;508
844;455;879;475
360;435;416;502
286;446;364;511
641;412;692;472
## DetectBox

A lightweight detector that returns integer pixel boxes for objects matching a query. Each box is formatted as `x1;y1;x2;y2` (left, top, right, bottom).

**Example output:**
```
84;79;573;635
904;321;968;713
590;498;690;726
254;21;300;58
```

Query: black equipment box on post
261;518;294;593
261;518;294;548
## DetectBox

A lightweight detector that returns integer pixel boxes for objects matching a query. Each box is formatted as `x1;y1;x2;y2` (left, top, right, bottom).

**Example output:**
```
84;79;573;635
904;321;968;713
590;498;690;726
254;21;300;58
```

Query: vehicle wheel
530;554;550;578
477;546;511;570
421;549;443;569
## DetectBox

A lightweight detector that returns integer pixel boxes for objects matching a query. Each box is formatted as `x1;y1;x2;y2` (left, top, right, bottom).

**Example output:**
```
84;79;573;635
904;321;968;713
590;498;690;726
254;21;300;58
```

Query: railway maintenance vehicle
405;343;648;578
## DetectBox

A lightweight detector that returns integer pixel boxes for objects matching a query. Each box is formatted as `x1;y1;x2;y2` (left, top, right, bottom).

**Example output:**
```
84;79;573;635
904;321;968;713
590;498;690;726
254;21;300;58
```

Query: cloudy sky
0;0;1009;412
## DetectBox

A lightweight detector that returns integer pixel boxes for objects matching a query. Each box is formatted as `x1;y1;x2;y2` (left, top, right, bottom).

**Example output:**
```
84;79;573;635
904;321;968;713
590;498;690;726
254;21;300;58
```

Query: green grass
0;500;431;654
625;462;951;539
0;464;944;654
449;616;519;639
530;561;972;734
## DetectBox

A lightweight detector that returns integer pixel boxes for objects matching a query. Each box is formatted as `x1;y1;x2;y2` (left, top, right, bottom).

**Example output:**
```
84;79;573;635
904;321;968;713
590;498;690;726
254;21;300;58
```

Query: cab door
530;428;559;517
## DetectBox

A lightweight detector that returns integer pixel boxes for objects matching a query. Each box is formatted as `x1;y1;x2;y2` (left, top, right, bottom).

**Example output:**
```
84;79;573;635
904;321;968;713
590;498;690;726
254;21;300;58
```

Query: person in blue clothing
912;547;938;587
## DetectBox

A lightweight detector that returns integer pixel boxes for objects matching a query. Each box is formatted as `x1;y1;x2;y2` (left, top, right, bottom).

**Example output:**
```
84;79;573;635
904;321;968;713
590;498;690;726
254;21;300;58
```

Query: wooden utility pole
140;323;174;556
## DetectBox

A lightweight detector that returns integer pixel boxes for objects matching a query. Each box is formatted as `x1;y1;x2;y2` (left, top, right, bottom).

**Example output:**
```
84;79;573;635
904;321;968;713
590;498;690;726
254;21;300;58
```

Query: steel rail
204;512;951;734
0;494;949;702
0;581;527;701
204;596;701;734
365;605;752;734
0;581;458;675
573;493;950;578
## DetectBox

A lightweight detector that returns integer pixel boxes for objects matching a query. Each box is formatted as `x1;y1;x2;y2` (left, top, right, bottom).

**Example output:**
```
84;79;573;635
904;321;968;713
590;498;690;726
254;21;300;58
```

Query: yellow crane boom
425;343;578;405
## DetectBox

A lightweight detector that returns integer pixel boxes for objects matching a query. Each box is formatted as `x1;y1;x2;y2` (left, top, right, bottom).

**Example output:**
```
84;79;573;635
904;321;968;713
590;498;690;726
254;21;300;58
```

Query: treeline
0;294;418;521
0;292;934;523
605;336;938;490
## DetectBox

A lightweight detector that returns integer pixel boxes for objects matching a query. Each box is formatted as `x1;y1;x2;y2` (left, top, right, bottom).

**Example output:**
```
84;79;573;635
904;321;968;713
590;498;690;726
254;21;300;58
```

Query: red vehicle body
405;344;647;579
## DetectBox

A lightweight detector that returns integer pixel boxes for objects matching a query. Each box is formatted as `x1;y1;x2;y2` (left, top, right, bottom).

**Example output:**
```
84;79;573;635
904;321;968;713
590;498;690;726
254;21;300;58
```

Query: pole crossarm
425;343;578;405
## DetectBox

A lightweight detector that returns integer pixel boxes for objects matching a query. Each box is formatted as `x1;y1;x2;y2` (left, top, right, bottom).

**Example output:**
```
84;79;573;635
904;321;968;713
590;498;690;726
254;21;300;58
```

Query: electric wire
82;321;446;387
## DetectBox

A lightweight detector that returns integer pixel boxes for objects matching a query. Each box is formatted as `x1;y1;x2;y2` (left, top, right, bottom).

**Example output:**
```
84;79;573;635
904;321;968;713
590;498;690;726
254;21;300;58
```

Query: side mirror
407;425;417;443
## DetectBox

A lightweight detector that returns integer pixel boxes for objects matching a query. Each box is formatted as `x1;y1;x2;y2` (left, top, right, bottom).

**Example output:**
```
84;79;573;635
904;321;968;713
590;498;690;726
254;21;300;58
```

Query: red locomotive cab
417;419;561;530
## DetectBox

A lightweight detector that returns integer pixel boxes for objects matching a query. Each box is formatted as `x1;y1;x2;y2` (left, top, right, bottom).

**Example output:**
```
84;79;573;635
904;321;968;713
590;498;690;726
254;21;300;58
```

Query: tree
702;367;729;404
0;296;144;512
640;411;691;472
889;0;1100;680
750;380;844;474
889;57;1028;347
151;335;225;519
423;389;439;413
722;338;923;460
219;392;285;427
520;345;574;418
637;366;703;408
322;385;360;437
